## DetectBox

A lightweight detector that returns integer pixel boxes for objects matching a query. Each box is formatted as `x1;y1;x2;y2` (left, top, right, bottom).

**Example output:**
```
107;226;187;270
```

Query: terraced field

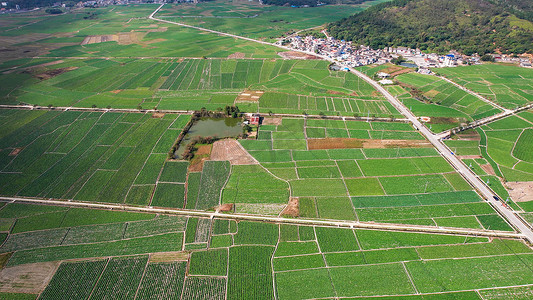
0;203;531;299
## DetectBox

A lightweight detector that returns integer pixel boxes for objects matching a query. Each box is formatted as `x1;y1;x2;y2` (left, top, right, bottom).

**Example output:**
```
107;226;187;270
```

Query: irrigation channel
149;3;533;244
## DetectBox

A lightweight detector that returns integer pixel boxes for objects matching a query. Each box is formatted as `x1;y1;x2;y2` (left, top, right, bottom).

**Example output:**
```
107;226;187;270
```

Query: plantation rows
17;209;533;299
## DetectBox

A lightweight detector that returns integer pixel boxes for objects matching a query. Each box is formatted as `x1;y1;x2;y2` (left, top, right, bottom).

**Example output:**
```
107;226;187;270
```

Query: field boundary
0;196;524;240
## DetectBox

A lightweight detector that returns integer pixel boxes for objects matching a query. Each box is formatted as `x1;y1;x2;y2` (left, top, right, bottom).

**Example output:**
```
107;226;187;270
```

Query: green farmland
0;58;399;117
0;203;531;299
1;1;533;299
156;0;384;41
437;64;533;109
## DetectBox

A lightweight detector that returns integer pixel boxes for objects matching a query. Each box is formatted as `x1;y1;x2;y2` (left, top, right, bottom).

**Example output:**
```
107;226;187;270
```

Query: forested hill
327;0;533;55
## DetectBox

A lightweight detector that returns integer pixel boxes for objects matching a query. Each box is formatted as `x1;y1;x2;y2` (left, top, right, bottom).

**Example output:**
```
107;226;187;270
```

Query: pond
174;117;243;158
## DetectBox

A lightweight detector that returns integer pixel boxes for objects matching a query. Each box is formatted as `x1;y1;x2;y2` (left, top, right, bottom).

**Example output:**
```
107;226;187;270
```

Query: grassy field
2;202;531;299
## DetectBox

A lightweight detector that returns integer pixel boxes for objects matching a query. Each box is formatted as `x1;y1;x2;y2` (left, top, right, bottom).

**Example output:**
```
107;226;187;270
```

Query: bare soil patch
216;203;234;212
110;89;123;94
480;164;496;175
327;90;347;96
149;251;188;263
424;90;440;98
380;65;403;74
506;181;533;202
277;51;320;60
211;139;257;165
188;144;212;172
262;117;282;125
428;117;459;124
81;28;166;46
0;261;60;294
236;90;264;102
308;138;431;150
280;197;299;217
390;68;414;77
228;52;246;59
9;148;22;156
152;112;165;118
35;66;78;80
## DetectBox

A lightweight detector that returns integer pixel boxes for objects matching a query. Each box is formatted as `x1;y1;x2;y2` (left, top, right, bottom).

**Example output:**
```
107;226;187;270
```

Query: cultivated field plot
2;58;389;117
437;64;533;109
155;0;381;41
235;117;512;229
444;111;533;223
396;73;502;120
1;206;531;300
0;109;192;206
0;4;282;64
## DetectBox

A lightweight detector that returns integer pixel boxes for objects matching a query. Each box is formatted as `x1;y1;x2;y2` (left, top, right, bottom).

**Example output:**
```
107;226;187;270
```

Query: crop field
156;0;384;41
0;202;531;299
0;110;193;206
2;58;391;117
234;117;511;228
396;73;502;120
437;64;533;109
0;4;282;65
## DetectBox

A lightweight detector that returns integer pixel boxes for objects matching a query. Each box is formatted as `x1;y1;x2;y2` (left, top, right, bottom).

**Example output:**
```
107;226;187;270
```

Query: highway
153;4;533;243
0;196;522;240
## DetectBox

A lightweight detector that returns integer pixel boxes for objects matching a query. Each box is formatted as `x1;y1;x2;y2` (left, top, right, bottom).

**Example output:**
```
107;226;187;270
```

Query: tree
91;104;97;108
480;54;495;62
137;105;143;110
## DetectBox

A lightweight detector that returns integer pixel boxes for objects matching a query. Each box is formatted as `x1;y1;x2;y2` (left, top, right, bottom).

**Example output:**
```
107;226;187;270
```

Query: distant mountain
327;0;533;55
261;0;369;8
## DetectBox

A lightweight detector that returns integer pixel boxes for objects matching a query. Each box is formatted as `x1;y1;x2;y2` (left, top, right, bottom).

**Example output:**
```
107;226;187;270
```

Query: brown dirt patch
480;164;496;176
34;66;78;80
152;112;165;118
188;144;212;172
308;138;431;150
262;117;282;125
390;68;414;77
228;52;246;59
0;261;60;294
350;92;359;96
211;139;257;165
0;253;11;269
81;28;166;46
371;91;381;97
428;117;459;124
149;251;188;263
380;64;403;74
195;144;212;156
277;51;320;60
236;90;264;102
506;181;533;202
280;197;299;217
110;89;122;94
216;203;234;212
327;90;347;96
9;148;22;156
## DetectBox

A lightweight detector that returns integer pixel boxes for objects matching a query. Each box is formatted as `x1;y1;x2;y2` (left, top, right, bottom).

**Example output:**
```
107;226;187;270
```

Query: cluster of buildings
280;35;533;70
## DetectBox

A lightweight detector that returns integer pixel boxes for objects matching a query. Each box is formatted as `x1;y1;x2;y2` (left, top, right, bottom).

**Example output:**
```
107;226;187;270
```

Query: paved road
149;4;533;243
345;67;533;243
0;196;522;239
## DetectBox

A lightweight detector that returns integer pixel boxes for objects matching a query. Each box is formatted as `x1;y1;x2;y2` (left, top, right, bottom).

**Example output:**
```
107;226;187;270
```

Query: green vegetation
329;0;533;54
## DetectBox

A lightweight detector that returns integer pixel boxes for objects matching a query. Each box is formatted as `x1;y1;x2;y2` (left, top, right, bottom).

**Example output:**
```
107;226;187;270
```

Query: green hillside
327;0;533;55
